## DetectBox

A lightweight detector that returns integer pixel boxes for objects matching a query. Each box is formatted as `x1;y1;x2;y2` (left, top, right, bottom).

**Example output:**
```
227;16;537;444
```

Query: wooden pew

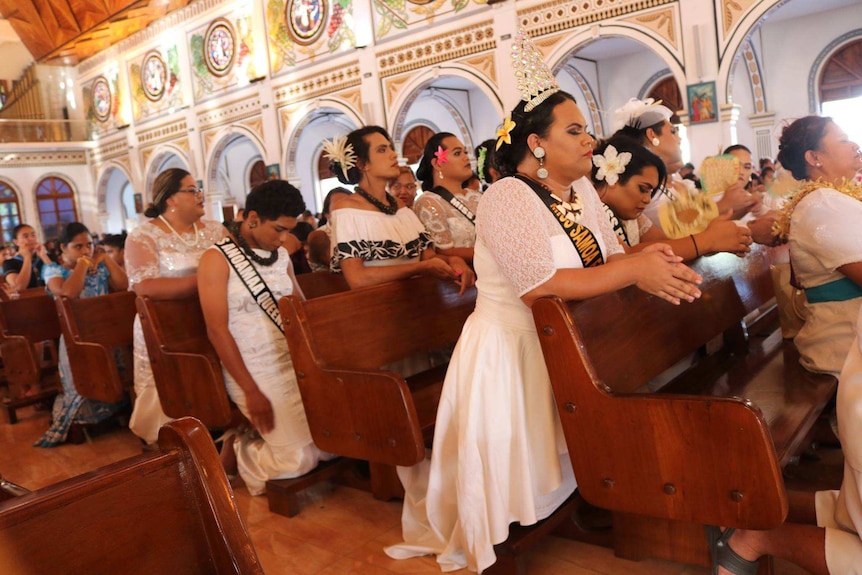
296;270;349;298
0;417;264;575
0;293;61;423
532;244;836;569
136;295;233;428
55;291;137;403
0;473;29;502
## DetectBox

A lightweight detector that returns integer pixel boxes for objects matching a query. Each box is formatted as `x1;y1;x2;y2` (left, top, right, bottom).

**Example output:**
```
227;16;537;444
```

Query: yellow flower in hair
495;115;516;150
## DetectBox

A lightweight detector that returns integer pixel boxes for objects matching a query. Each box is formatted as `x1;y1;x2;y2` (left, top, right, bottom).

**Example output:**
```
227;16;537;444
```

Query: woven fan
699;154;741;195
658;187;719;239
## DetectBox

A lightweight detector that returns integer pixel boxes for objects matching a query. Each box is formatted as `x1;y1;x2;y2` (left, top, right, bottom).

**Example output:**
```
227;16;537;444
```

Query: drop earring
651;137;660;147
533;146;548;179
438;170;444;179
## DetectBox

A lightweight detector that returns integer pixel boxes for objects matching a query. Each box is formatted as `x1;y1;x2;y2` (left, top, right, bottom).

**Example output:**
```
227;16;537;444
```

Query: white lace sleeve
414;193;455;250
637;213;653;237
476;178;558;296
576;177;625;259
125;227;161;289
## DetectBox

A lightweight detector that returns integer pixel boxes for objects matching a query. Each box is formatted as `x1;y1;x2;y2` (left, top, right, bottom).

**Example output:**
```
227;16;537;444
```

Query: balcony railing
0;119;94;143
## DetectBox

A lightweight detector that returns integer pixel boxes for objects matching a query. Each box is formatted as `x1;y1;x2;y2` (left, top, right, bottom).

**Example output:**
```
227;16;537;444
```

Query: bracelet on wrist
689;234;700;258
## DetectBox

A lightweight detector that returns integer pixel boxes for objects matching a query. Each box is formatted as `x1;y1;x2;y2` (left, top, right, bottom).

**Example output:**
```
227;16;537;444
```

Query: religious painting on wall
83;70;123;135
266;0;353;75
687;81;719;124
372;0;486;39
129;46;183;123
189;14;259;102
91;77;112;123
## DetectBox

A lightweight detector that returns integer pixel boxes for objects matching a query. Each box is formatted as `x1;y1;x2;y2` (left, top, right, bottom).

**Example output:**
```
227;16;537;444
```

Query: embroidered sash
431;186;476;225
600;202;631;247
514;175;604;268
214;236;284;333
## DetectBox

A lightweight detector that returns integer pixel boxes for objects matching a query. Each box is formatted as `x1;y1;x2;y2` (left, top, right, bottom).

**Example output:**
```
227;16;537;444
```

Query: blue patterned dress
34;262;128;447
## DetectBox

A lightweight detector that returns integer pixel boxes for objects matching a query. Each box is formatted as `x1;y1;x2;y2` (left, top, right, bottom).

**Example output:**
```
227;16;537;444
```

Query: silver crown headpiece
511;29;560;113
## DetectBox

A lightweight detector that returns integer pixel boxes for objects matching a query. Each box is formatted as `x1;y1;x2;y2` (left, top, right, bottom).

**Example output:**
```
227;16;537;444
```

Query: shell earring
651;137;660;147
438;169;444;179
533;146;548;179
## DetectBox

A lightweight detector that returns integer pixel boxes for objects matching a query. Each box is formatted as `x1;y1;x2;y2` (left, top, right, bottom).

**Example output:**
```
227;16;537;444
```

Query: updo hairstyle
329;126;393;186
776;116;833;181
145;168;191;218
415;132;456;191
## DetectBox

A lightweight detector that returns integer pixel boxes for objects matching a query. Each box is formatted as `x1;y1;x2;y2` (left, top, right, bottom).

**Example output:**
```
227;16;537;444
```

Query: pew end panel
136;296;233;428
295;270;350;299
56;292;137;403
0;417;263;575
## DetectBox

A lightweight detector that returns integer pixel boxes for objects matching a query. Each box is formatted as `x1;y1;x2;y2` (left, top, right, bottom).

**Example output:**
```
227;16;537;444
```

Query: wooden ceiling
0;0;191;65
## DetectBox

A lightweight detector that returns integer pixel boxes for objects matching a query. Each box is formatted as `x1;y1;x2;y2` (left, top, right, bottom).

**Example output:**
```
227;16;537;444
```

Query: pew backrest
0;417;264;575
0;294;61;394
56;291;137;403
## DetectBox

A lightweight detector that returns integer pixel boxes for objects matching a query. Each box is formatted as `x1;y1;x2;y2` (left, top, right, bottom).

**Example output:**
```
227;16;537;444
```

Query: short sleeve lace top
413;188;482;250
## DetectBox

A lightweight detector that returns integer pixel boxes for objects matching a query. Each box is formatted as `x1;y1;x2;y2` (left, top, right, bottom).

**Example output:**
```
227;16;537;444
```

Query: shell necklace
158;215;200;248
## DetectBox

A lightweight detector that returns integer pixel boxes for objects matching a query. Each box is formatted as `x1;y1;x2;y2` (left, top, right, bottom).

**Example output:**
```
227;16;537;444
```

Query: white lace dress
210;245;325;496
126;220;227;444
386;176;623;573
790;188;862;375
413;188;481;249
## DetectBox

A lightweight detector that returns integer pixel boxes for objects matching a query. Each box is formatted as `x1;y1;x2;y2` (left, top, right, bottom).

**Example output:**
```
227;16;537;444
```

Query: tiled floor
1;407;814;574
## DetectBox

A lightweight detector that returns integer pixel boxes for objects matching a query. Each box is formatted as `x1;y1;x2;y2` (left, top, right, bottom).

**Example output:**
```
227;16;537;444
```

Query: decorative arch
142;144;191;202
727;40;768;114
401;123;439;165
0;178;23;244
556;62;605;137
95;160;133;211
808;30;862;114
282;97;364;182
395;88;475;158
205;125;266;196
387;64;504;149
33;174;79;240
638;68;672;100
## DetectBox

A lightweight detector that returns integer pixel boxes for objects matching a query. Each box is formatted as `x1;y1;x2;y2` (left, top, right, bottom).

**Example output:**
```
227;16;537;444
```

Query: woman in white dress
385;31;703;574
324;126;474;292
592;135;751;260
413;132;481;264
125;168;226;445
773;115;862;376
197;180;326;495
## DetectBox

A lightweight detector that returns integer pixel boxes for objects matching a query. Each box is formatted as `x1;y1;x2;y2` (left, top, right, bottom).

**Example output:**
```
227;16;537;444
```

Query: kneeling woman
592;135;752;260
198;180;327;495
36;222;128;447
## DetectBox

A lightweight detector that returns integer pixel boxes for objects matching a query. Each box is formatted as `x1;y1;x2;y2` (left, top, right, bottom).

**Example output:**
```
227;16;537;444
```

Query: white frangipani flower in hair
592;145;632;187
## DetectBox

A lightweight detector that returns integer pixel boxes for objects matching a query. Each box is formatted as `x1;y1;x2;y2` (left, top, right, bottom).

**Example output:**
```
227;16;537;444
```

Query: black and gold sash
601;202;631;247
514;175;604;268
432;186;476;225
214;236;283;333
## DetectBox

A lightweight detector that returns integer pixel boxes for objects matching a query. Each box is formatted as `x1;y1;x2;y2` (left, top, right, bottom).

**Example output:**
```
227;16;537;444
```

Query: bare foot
219;434;238;477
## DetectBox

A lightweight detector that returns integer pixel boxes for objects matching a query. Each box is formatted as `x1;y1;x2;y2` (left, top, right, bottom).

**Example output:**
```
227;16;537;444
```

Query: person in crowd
462;173;481;192
760;157;775;172
592;135;751;259
761;165;776;184
306;187;351;272
35;222;128;447
385;31;701;573
390;166;418;209
771;116;862;376
286;220;313;275
198;180;328;495
324;126;474;292
413;132;481;264
475;138;502;188
3;224;53;292
300;210;317;229
680;162;702;188
125;168;226;445
723;144;766;216
101;232;127;270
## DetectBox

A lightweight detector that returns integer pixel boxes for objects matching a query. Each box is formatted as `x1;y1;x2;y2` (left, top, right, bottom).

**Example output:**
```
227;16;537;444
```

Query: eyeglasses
178;186;204;195
390;183;417;192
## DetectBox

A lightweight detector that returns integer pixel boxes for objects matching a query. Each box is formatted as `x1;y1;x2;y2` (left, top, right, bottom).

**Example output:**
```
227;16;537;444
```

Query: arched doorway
401;124;435;169
35;176;78;241
646;76;684;124
208;133;264;214
144;151;190;204
100;168;135;233
819;37;862;144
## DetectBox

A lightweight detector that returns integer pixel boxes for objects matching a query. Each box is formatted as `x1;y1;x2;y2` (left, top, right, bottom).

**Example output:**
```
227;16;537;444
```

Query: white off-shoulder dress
386;176;623;573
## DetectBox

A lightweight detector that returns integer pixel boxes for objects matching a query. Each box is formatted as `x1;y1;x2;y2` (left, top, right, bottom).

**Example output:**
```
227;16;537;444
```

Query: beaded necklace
516;173;584;223
158;215;200;248
355;187;398;215
229;222;279;267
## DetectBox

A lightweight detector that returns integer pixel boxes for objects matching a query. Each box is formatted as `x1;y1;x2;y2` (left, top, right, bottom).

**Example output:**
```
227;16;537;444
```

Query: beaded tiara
511;29;560;113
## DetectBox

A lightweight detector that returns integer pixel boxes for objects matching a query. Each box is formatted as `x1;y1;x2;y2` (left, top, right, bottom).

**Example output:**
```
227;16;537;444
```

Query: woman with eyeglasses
125;168;227;446
35;222;128;447
390;166;418;209
414;133;481;264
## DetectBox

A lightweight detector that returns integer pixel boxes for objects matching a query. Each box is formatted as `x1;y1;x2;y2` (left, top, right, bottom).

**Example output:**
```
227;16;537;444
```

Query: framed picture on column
266;164;281;180
686;81;718;124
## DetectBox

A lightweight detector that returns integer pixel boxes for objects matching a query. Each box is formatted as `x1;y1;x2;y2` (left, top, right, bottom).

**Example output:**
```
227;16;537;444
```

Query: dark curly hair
494;91;577;177
415;132;456;191
591;135;667;198
328;126;393;185
776;116;833;181
245;180;306;221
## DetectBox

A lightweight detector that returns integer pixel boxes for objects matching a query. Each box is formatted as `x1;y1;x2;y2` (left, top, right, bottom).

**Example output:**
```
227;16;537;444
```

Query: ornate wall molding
518;0;676;38
619;5;679;52
459;53;497;85
735;40;767;114
197;96;262;131
140;137;191;175
272;64;362;107
560;63;605;137
0;151;88;168
377;23;495;78
92;136;130;162
716;0;758;54
138;119;189;147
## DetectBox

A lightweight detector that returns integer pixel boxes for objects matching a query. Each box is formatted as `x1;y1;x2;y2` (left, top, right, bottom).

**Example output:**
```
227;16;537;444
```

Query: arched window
819;38;862;146
249;159;267;189
0;180;22;244
646;76;684;124
36;176;78;240
402;125;434;165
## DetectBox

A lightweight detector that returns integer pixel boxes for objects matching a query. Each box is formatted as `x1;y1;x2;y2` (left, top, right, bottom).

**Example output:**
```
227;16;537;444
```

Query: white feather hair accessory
511;29;560;113
321;135;358;181
613;97;673;132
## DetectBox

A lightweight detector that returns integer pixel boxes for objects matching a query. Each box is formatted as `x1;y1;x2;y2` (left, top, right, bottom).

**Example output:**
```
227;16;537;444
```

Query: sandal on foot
705;525;759;575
